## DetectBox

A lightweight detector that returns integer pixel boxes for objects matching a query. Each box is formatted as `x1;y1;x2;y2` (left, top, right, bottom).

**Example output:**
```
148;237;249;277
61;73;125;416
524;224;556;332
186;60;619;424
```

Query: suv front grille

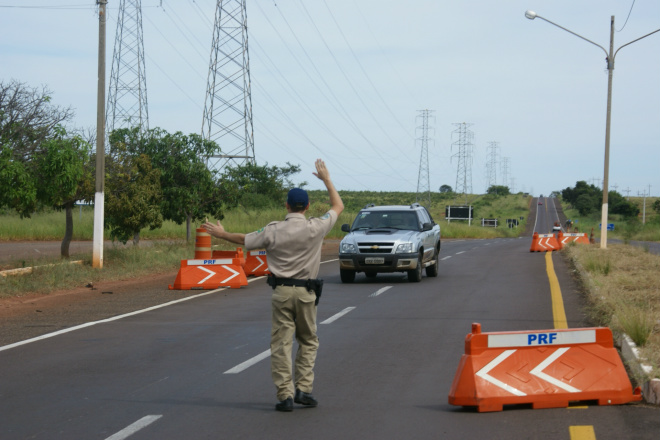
358;242;395;254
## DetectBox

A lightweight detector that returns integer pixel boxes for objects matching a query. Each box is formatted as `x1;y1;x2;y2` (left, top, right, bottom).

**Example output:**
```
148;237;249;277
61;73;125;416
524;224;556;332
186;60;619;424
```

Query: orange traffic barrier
170;230;248;290
558;231;590;246
212;248;246;267
530;232;561;252
448;323;642;412
194;228;212;259
168;255;248;290
244;250;270;277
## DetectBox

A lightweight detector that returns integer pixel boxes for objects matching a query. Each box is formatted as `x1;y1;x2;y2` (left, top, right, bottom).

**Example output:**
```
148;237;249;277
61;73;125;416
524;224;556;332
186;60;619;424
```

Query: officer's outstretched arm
203;220;246;245
313;159;343;216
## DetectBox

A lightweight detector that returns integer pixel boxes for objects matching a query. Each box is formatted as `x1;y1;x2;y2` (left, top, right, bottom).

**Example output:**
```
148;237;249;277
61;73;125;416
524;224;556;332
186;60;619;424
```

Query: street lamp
525;10;660;249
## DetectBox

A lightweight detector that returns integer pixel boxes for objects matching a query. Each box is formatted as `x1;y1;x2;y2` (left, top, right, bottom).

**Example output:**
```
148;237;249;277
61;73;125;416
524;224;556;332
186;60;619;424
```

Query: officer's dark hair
289;203;308;213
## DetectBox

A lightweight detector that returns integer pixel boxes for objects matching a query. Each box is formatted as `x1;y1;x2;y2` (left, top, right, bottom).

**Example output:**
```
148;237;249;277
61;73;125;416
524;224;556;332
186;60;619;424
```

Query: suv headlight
340;242;357;254
395;242;414;253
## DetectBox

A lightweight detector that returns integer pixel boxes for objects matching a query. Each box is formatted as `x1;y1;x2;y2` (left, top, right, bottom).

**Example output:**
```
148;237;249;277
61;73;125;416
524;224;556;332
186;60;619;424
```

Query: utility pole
415;110;434;206
93;0;107;269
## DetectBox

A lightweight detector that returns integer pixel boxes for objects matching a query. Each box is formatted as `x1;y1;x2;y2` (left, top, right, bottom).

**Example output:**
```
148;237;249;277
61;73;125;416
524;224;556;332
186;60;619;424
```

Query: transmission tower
485;141;499;191
106;0;149;133
202;0;255;171
451;123;474;195
501;156;510;190
416;110;435;206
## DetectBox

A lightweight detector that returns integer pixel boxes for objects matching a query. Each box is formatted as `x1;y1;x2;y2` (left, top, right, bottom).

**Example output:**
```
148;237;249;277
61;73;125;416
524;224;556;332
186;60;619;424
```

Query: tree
105;139;162;245
219;162;303;210
486;185;510;196
36;127;94;257
109;127;223;241
575;193;596;216
653;199;660;214
0;80;74;217
439;184;453;193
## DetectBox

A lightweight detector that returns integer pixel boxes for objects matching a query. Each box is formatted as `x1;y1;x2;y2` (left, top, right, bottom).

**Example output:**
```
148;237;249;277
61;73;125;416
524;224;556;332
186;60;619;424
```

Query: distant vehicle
538;201;543;205
553;222;561;232
338;203;441;283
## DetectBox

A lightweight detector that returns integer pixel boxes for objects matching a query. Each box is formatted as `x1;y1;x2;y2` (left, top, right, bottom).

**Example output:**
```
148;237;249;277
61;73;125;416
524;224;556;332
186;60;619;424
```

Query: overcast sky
1;0;658;197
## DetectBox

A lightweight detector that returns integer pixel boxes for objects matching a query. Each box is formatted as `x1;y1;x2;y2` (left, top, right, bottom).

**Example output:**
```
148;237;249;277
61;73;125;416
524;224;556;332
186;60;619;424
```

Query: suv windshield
352;210;420;231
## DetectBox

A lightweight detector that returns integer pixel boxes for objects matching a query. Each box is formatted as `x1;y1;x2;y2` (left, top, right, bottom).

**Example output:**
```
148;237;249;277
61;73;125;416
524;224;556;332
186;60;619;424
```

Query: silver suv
338;203;441;283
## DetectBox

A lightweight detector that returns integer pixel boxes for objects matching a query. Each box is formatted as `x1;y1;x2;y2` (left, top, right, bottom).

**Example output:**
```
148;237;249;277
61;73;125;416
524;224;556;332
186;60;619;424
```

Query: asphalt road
1;199;658;439
1;242;659;438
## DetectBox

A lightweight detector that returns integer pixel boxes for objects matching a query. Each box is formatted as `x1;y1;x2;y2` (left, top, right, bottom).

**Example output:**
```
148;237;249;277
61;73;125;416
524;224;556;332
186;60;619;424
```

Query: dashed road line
105;415;162;440
369;286;392;297
320;307;356;325
223;349;271;374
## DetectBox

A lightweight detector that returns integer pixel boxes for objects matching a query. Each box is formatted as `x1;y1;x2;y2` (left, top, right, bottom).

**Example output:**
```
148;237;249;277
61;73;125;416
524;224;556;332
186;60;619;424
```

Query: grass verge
563;242;660;379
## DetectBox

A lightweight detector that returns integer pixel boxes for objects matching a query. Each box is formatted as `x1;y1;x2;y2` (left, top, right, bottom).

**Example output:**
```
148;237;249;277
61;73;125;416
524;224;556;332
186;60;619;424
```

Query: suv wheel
340;269;356;283
407;252;423;282
426;247;439;277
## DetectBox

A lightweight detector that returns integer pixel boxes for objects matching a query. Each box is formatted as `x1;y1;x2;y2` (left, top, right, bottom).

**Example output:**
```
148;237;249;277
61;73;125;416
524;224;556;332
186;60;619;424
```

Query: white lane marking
105;415;162;440
0;278;266;353
223;349;271;374
369;286;392;297
320;307;356;325
456;251;466;255
2;260;336;352
441;256;452;260
530;347;581;393
476;349;526;396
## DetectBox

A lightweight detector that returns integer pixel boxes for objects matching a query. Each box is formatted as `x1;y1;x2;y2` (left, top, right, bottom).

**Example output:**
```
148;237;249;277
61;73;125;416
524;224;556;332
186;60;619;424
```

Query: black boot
294;389;318;407
275;397;293;412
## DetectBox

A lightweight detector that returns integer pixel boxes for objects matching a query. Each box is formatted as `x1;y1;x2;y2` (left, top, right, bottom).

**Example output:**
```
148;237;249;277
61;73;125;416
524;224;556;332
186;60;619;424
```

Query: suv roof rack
364;203;375;208
410;203;421;209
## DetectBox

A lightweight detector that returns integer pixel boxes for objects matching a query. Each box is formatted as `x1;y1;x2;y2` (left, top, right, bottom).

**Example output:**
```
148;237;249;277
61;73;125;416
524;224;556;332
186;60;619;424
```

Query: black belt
267;274;308;288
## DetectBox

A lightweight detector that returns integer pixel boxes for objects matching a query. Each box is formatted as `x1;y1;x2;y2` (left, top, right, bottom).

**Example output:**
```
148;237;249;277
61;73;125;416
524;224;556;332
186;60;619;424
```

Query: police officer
203;159;343;412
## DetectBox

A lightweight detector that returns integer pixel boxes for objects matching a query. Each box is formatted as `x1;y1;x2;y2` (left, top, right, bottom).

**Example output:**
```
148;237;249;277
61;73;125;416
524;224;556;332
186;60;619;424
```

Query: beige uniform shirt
244;210;338;279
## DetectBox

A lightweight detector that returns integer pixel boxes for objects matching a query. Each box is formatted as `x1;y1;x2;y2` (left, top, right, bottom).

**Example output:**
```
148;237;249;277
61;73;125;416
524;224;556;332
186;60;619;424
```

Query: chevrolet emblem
371;245;379;250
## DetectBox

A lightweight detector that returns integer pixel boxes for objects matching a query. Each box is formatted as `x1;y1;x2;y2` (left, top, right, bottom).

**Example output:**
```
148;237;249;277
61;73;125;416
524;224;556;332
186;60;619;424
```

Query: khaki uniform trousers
271;285;319;401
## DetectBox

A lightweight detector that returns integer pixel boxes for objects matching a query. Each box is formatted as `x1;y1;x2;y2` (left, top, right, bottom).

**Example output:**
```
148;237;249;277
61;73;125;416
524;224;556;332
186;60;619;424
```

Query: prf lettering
203;260;216;264
528;333;558;345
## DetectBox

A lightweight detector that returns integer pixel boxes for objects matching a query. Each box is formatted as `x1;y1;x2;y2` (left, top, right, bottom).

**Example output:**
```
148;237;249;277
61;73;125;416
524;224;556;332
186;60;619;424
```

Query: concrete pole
93;1;107;268
599;16;615;250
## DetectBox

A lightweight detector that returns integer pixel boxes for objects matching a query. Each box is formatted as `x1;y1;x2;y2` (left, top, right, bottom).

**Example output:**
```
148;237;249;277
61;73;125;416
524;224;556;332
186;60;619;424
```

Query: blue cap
287;188;309;209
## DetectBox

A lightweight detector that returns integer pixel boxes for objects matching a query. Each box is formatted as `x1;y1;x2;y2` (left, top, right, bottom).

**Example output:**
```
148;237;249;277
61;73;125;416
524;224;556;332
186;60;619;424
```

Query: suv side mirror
341;224;351;233
422;222;432;231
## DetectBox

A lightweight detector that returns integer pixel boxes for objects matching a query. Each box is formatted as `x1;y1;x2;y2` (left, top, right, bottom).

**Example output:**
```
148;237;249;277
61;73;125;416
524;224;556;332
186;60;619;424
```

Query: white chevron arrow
251;256;265;273
476;347;581;395
197;266;216;284
221;265;240;283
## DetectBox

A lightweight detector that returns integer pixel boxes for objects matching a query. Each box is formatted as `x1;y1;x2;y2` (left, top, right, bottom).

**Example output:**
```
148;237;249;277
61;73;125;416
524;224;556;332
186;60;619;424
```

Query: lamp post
525;10;660;249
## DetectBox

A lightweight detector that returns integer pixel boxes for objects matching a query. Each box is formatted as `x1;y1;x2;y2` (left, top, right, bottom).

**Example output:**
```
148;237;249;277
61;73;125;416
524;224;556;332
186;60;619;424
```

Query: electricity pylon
416;110;435;206
106;0;149;133
202;0;255;171
451;123;474;196
485;141;499;191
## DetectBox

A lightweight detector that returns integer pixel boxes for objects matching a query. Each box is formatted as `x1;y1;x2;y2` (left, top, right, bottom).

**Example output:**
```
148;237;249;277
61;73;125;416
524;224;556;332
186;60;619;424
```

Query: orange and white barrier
448;323;642;412
169;229;248;290
558;231;590;246
244;250;270;277
530;232;561;252
168;256;248;290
